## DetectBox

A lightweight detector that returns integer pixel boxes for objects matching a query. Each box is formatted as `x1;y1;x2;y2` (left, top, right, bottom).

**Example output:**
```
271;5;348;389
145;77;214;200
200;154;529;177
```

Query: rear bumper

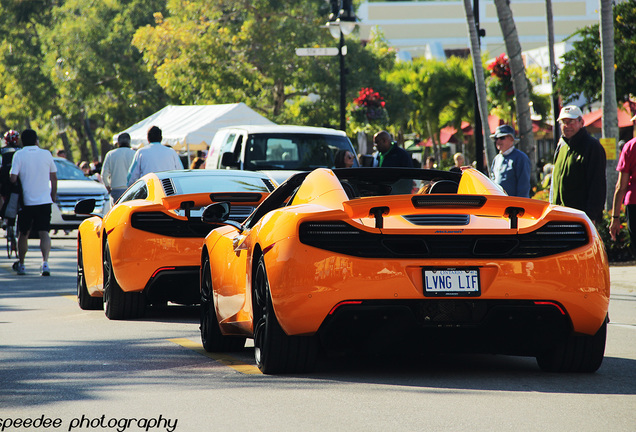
264;237;610;338
143;266;200;305
318;299;573;356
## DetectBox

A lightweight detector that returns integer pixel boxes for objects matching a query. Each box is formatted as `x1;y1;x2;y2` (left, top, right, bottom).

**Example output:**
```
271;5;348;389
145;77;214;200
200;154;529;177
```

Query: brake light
328;301;363;315
151;267;176;278
534;301;566;315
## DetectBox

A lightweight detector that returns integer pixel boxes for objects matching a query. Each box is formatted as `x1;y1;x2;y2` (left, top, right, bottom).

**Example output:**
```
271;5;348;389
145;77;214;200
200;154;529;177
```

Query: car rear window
171;175;273;194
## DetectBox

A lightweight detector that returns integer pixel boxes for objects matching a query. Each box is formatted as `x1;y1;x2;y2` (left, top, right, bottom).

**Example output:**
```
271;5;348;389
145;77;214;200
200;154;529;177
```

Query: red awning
583;103;635;129
418;121;472;147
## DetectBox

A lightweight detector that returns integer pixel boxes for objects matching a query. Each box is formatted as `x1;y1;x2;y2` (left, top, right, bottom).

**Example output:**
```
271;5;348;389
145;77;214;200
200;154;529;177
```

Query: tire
536;318;607;373
6;225;17;259
103;241;146;320
77;239;103;310
200;254;245;352
252;256;317;374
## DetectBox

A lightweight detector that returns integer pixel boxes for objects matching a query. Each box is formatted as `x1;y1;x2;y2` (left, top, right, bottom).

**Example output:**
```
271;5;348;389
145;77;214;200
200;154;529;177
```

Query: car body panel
202;167;609;358
78;169;274;305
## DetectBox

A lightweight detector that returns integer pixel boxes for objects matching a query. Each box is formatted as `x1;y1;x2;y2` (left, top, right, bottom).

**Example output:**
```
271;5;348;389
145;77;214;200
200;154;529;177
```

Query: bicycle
5;221;17;258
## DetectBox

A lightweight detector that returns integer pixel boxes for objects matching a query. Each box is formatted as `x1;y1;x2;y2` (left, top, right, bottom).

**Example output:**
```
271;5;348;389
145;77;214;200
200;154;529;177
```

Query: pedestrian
424;156;436;169
90;160;103;183
450;152;465;173
489;125;531;197
1;130;22;233
9;129;57;276
550;105;606;224
189;156;206;169
541;163;553;189
372;130;413;167
334;149;356;168
127;126;183;186
609;135;636;258
101;132;136;202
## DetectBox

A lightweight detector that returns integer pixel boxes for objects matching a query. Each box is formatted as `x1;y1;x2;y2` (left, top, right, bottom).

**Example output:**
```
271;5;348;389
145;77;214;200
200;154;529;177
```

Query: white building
357;0;604;60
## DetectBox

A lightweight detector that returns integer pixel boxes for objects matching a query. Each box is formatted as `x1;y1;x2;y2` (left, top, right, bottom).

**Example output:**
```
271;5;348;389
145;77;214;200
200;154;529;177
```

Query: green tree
600;0;618;212
133;1;336;121
41;0;169;162
0;1;57;135
132;0;399;134
385;57;472;163
493;0;536;180
556;0;636;104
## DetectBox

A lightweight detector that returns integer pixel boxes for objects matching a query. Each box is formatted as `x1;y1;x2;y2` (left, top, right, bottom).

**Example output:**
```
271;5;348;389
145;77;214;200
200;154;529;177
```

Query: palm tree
545;0;560;147
600;0;618;211
493;0;537;181
461;0;496;169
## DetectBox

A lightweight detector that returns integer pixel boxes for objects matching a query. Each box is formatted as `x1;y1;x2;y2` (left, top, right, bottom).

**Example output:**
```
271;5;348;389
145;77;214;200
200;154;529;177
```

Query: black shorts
17;204;52;234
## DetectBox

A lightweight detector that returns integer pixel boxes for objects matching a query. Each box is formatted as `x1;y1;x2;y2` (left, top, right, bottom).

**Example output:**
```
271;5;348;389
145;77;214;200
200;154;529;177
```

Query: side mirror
202;202;230;222
221;151;239;167
202;202;243;232
74;198;97;215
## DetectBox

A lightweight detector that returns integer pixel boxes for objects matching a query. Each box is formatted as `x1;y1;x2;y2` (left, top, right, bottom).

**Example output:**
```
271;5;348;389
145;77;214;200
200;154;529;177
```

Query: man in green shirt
550;106;606;223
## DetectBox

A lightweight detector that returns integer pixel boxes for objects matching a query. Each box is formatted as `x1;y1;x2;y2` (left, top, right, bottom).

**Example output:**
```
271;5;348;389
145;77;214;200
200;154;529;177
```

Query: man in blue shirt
127;126;183;186
489;125;531;197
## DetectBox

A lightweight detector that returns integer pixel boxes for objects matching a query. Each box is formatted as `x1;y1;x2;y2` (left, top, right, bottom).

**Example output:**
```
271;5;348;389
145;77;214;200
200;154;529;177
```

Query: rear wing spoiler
343;194;552;229
160;192;266;211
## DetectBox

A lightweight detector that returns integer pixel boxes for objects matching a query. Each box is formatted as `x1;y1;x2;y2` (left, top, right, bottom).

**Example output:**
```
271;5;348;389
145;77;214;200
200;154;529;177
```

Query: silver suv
51;157;110;230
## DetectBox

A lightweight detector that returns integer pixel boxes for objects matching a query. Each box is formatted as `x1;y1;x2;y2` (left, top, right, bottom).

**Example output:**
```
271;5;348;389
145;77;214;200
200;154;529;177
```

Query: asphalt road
1;234;635;432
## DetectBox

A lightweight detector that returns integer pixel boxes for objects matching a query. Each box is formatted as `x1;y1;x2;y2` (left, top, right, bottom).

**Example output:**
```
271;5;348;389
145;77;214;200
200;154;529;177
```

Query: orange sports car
199;167;609;374
75;169;274;320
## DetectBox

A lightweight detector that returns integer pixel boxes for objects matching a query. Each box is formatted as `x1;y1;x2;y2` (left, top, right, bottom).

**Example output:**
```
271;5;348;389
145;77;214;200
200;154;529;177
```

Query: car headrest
429;180;459;194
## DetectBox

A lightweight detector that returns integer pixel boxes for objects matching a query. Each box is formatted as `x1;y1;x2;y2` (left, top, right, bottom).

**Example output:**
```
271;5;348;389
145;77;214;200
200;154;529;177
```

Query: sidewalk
609;261;635;294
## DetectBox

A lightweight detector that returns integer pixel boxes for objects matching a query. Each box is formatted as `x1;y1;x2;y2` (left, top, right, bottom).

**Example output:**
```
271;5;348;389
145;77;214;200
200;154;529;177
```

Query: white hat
557;105;583;121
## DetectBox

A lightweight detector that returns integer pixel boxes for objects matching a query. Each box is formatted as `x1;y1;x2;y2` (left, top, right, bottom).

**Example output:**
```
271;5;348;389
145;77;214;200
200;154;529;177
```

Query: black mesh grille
131;212;213;237
403;214;470;226
299;221;589;258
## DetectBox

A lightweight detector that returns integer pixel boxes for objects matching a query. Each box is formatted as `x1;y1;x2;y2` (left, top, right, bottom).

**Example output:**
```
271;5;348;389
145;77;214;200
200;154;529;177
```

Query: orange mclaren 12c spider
200;167;610;374
75;169;274;320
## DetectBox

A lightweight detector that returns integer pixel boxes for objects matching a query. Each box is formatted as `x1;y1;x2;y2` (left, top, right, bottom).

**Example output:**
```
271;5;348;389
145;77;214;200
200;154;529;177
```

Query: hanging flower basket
348;87;389;134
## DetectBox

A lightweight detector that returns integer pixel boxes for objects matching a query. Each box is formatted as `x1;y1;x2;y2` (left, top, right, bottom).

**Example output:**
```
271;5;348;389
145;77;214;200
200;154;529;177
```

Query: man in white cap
609;114;636;258
489;125;531;197
550;105;606;223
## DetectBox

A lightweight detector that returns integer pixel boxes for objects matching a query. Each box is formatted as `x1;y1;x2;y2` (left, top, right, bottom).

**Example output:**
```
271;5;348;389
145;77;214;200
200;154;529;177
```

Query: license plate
423;268;481;297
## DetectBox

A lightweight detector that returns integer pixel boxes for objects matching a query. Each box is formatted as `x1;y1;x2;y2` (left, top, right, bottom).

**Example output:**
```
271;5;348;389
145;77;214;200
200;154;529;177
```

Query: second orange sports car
75;169;274;320
199;167;609;374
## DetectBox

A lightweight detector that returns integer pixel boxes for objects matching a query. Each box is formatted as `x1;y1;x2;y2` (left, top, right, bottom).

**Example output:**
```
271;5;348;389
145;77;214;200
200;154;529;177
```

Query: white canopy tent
114;103;275;156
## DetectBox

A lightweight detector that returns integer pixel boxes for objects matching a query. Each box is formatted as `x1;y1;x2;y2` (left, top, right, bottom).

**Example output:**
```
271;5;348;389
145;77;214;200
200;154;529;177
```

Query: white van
204;125;358;184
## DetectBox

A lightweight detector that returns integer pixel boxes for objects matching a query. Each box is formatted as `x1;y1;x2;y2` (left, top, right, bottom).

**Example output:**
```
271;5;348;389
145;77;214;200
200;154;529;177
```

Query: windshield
170;174;273;194
243;133;357;171
333;168;462;197
54;158;90;180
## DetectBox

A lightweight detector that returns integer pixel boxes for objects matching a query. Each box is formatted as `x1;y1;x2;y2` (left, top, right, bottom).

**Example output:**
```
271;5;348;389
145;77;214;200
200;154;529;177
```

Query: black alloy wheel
103;241;145;320
77;238;103;310
200;253;245;352
252;256;317;374
536;318;607;373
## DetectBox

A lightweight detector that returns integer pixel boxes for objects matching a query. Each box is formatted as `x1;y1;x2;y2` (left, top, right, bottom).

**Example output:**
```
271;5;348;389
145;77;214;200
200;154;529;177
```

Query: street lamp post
326;0;356;131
